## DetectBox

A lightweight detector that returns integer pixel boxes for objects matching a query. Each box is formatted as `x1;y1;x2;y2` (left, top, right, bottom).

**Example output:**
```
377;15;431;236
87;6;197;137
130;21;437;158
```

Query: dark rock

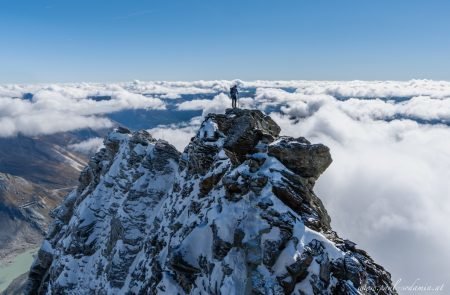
332;280;360;295
26;247;54;294
319;254;331;286
150;140;180;172
130;130;152;145
116;126;131;134
223;172;250;200
271;169;332;231
272;184;304;213
207;109;280;162
249;174;269;193
106;217;124;256
257;197;273;209
169;253;201;274
268;136;332;179
199;170;226;196
181;138;220;175
281;251;314;293
211;223;232;259
344;239;357;250
223;149;240;166
343;254;363;288
306;239;325;256
169;253;200;293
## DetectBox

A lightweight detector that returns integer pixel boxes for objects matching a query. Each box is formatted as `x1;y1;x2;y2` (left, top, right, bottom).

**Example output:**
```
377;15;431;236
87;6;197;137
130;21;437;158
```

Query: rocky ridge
26;109;397;294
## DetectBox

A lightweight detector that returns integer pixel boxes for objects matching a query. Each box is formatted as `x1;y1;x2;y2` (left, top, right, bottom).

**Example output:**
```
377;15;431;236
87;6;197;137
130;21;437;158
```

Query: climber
230;84;239;108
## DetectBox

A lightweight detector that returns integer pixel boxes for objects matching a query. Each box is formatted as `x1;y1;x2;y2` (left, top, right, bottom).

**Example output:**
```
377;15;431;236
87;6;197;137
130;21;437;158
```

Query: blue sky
1;0;449;83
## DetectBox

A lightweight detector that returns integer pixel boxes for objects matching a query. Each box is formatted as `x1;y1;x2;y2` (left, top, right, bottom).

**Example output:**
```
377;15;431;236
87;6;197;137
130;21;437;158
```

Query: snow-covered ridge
26;109;396;294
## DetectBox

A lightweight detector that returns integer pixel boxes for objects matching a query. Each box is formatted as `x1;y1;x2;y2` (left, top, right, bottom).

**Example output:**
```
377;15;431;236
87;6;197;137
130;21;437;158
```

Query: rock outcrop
26;109;397;294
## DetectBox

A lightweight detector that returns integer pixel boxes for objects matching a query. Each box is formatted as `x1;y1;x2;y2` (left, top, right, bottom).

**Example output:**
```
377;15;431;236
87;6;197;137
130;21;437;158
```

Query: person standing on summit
230;84;239;108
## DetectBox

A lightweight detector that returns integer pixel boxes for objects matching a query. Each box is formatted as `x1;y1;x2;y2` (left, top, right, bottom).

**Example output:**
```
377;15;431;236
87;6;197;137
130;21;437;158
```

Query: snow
132;143;147;156
179;225;213;268
219;248;248;295
52;146;85;171
198;119;218;139
40;240;54;254
261;227;281;244
297;225;344;261
272;239;298;276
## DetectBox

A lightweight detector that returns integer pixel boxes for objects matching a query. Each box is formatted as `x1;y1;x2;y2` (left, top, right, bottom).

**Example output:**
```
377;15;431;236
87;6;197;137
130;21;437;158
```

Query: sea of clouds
1;79;449;292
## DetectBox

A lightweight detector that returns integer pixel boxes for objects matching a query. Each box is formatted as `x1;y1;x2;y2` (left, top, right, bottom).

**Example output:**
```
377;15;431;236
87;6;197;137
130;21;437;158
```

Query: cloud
122;80;226;99
29;88;165;115
3;79;450;103
253;87;450;124
296;79;450;99
68;137;104;155
147;117;202;151
0;113;113;137
0;84;166;137
336;96;450;122
177;99;211;111
178;93;257;116
177;93;232;116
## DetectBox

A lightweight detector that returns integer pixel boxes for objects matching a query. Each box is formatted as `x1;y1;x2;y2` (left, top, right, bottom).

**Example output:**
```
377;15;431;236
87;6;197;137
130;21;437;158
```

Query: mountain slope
0;130;106;262
27;109;396;294
0;173;63;260
0;132;94;189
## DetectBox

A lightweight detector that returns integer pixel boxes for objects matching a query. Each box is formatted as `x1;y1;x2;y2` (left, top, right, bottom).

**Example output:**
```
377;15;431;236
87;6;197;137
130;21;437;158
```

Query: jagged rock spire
26;110;397;294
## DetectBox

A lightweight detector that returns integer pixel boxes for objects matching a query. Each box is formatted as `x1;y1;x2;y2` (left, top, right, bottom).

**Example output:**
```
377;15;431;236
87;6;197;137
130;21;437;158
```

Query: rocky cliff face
26;109;397;294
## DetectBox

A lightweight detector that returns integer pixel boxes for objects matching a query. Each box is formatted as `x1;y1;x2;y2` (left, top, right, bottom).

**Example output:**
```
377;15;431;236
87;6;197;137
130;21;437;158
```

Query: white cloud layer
147;117;202;151
68;137;105;155
177;93;232;116
0;83;165;137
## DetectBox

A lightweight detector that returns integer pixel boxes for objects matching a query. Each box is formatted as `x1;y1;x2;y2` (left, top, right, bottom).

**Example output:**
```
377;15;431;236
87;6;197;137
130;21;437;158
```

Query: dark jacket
230;86;238;99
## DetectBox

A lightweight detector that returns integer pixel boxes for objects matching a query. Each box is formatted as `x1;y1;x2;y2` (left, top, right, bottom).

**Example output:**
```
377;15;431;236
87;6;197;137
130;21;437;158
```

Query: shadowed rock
210;108;281;162
268;136;332;180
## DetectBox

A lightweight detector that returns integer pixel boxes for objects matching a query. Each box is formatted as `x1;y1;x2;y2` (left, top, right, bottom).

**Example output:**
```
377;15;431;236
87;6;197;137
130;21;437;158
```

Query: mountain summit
26;109;396;294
